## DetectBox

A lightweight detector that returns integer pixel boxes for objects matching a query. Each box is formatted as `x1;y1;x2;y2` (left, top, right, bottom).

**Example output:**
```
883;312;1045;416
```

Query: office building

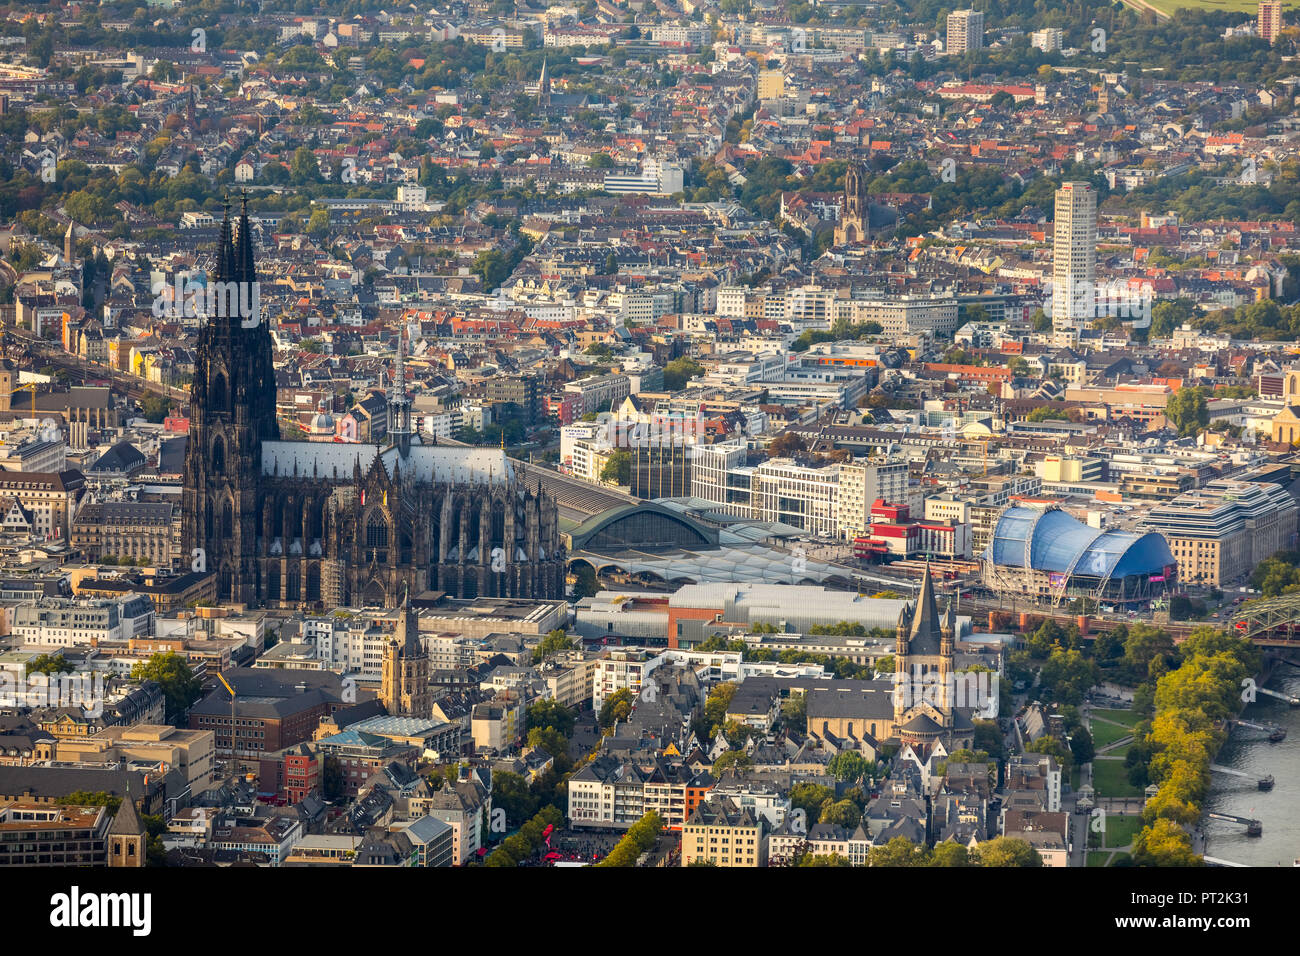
1139;479;1299;587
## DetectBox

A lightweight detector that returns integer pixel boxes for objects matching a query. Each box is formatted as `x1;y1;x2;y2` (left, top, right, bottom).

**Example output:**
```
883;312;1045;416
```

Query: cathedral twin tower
182;199;565;608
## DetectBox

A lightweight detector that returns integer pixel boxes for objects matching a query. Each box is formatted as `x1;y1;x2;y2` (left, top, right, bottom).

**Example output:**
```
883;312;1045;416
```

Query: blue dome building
982;505;1176;607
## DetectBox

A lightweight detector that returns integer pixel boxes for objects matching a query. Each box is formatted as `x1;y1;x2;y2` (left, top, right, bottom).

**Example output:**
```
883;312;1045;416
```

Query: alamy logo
152;274;261;327
1043;278;1152;329
603;416;708;454
49;887;151;936
0;671;105;717
892;665;999;718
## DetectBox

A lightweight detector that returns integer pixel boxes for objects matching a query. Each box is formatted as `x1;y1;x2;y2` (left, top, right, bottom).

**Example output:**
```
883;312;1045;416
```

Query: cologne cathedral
182;199;565;608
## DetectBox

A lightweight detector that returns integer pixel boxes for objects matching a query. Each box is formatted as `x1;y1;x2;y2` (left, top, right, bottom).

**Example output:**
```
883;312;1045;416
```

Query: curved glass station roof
986;507;1174;579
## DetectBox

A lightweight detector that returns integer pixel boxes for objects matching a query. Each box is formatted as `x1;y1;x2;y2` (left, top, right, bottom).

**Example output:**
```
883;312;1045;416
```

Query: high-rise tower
1052;181;1097;330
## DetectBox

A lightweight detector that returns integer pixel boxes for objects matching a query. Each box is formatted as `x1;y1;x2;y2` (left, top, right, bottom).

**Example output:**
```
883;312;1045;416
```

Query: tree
306;208;331;239
289;146;322;184
767;432;807;458
929;842;970;867
827;751;870;783
597;810;663;866
599;450;631;485
598;688;634;729
789;782;835;821
868;836;926;867
138;393;172;423
1165;386;1208;437
526;697;575;738
819;798;862;828
129;652;201;724
1070;726;1096;765
1132;819;1202;867
491;770;538;826
532;629;574;664
799;852;851;866
62;791;122;812
711;749;753;775
974;836;1042;867
701;682;738;737
588;152;615;169
26;653;73;676
662;357;704;391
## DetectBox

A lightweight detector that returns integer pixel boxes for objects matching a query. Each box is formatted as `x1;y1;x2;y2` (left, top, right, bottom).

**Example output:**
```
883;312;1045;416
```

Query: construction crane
217;672;238;768
10;380;37;418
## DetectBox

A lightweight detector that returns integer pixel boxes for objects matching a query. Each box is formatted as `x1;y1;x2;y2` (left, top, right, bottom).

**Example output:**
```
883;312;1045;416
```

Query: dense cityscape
0;0;1296;898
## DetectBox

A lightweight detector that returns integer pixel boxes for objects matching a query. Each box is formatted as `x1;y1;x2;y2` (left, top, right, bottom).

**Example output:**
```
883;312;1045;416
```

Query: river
1203;662;1300;867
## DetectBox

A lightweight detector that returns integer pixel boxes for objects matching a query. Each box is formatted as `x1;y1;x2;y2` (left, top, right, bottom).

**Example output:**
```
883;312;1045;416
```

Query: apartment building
568;754;647;828
946;9;984;54
1139;479;1299;586
0;469;85;540
592;648;663;711
681;798;767;867
11;594;155;648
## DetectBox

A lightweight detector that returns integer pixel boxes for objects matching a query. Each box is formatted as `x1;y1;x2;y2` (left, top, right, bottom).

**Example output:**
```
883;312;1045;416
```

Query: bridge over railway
1228;595;1300;647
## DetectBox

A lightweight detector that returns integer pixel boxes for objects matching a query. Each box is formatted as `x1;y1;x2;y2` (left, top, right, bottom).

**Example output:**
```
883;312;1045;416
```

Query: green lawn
1087;851;1114;867
1092;758;1142;798
1090;719;1134;751
1091;708;1140;729
1140;0;1291;15
1103;815;1144;849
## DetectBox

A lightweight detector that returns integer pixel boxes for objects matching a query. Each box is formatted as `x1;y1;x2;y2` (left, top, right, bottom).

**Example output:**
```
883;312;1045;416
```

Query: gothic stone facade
182;200;564;608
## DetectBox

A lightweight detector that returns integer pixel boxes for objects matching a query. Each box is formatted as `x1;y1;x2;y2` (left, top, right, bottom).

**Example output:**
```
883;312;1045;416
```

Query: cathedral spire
234;190;256;284
215;196;234;282
388;322;412;456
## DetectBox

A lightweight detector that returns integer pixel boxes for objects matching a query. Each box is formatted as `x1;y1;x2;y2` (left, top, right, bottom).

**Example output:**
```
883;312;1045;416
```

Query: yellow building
1271;404;1300;445
681;799;766;867
55;724;216;798
757;70;785;101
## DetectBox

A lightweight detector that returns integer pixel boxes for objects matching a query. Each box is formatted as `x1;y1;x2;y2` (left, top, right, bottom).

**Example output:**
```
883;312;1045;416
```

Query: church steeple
388;323;412;456
538;58;551;107
908;561;940;644
216;198;234;282
234;191;256;284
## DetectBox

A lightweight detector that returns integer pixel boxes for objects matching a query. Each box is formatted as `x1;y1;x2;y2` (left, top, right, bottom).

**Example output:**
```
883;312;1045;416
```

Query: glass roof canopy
986;506;1174;580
